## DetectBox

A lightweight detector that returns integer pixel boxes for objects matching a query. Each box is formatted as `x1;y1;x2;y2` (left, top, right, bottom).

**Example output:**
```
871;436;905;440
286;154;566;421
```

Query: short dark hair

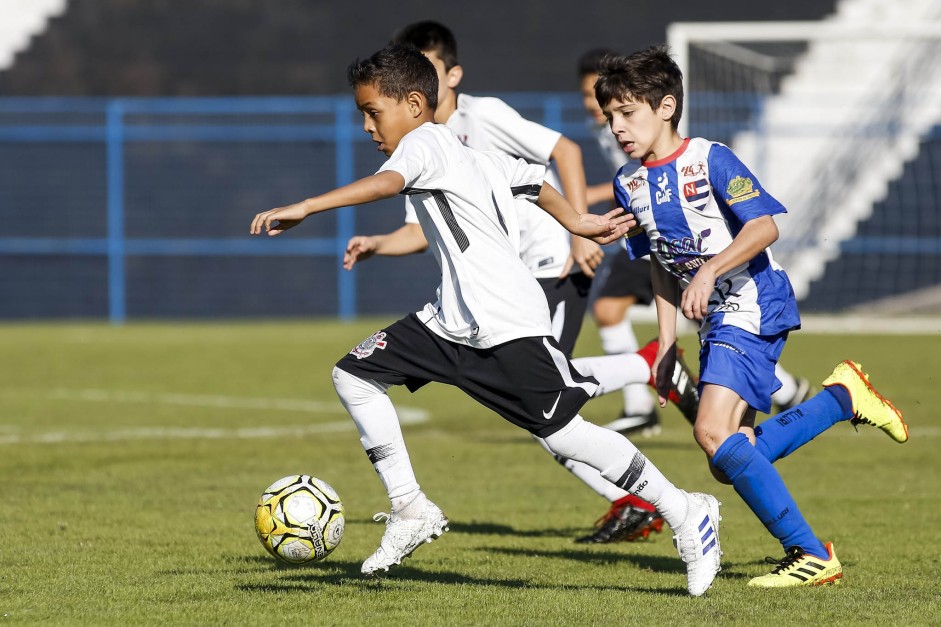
391;20;459;71
595;44;684;130
347;44;439;109
577;48;618;78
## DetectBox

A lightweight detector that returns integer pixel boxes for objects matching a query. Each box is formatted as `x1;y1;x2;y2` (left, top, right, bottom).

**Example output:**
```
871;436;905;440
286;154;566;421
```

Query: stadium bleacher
802;126;941;313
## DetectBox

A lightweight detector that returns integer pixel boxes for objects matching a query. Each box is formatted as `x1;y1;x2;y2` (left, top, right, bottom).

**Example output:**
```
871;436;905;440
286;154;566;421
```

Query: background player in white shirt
343;22;698;545
251;44;722;596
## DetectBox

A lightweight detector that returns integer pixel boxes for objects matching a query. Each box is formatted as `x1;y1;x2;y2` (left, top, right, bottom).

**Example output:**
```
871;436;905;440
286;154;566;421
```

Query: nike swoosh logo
543;392;562;420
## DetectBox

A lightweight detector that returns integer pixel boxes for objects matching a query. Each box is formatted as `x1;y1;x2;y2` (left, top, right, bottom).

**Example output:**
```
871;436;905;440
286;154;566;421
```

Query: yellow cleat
822;360;908;443
748;542;843;588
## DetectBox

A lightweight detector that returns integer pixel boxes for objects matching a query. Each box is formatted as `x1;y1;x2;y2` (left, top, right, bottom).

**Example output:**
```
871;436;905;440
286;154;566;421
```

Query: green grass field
1;320;938;625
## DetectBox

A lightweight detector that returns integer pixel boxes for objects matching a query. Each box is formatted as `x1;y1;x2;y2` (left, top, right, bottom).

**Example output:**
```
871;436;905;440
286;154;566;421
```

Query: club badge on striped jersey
683;178;710;211
350;331;388;360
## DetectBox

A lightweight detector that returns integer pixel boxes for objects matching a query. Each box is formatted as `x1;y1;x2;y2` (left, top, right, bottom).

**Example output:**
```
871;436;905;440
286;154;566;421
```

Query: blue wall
0;94;617;321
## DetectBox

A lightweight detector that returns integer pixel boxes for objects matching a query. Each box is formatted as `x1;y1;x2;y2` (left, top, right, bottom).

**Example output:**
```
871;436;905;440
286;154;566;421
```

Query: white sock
597;321;653;415
772;363;797;405
534;435;628;501
571;353;650;397
598;320;639;354
391;491;429;518
542;415;689;529
332;367;420;503
623;382;655;415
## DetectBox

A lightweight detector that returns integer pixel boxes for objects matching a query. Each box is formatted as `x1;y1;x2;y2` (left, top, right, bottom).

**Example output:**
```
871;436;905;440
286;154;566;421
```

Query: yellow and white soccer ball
254;475;345;564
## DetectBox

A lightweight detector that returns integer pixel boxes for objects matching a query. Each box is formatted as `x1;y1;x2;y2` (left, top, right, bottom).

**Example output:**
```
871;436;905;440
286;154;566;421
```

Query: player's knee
692;421;717;455
332;366;387;406
541;416;586;460
592;300;623;327
706;453;732;485
592;296;635;326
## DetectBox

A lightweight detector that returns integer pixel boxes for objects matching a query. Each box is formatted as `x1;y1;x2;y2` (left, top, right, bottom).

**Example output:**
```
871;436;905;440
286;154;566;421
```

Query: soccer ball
254;475;345;564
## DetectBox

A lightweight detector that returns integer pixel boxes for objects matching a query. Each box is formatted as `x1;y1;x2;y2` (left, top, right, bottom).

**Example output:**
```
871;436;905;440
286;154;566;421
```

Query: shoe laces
593;502;628;528
373;512;390;523
850;410;871;431
764;546;805;574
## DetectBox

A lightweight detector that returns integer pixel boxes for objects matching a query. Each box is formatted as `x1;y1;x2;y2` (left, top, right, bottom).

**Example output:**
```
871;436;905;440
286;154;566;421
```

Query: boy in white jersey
251;44;722;596
342;22;698;545
596;45;909;588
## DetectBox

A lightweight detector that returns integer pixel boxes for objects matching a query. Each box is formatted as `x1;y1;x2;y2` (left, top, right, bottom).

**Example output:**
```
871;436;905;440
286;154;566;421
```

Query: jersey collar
643;138;690;168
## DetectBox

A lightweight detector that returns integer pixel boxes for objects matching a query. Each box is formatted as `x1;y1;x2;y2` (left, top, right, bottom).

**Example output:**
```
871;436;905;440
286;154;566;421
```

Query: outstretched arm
535;181;634;245
250;171;406;236
343;223;428;270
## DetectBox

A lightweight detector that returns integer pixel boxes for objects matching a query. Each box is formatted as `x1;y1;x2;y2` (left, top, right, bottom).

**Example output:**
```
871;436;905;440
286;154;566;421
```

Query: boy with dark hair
595;44;908;588
578;48;810;434
252;43;722;596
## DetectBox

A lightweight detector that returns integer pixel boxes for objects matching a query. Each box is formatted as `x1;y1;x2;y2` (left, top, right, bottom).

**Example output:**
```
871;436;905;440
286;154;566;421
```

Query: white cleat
673;491;722;596
361;500;449;576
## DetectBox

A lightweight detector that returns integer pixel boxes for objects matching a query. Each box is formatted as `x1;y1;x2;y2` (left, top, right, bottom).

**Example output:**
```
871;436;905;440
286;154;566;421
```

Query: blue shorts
698;325;788;413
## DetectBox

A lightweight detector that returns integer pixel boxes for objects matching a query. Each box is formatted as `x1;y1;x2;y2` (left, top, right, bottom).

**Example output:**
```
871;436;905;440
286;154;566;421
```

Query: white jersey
380;123;552;348
406;93;571;279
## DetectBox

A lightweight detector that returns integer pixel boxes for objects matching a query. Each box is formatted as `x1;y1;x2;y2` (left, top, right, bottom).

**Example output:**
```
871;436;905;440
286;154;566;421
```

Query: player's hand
250;202;309;236
652;341;678;408
615;207;637;231
681;267;716;321
572;208;634;245
561;236;604;279
343;236;378;270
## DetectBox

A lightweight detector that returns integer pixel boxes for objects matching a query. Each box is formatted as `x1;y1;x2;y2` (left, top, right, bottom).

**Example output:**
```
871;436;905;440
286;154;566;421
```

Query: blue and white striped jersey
613;137;801;337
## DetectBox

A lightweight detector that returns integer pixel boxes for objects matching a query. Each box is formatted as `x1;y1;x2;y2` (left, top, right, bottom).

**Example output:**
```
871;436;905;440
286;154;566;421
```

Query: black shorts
538;272;592;358
595;249;653;304
335;314;598;438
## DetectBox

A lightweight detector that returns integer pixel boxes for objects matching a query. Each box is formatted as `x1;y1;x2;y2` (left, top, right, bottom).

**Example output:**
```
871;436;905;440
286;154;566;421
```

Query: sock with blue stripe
713;432;827;558
755;387;853;462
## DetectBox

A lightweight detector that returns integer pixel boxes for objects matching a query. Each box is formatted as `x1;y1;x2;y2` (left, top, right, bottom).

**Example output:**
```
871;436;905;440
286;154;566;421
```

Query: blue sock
713;433;828;557
755;387;853;462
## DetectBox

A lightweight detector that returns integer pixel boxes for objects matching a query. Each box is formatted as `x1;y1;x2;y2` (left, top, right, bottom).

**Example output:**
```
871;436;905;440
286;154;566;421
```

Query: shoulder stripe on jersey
511;184;542;199
402;187;470;252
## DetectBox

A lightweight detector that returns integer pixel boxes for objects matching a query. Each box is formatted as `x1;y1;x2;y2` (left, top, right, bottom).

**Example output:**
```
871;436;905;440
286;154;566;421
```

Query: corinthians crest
350;331;388;359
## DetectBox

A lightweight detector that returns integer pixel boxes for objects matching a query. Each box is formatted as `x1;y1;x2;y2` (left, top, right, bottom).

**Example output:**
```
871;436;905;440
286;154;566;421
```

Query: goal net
668;17;941;315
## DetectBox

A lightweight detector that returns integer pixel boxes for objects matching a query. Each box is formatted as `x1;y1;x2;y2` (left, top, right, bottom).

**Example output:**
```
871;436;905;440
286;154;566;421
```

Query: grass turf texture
0;320;938;625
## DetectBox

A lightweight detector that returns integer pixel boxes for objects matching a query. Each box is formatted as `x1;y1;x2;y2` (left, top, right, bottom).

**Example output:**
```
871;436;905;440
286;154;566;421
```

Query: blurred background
0;0;939;322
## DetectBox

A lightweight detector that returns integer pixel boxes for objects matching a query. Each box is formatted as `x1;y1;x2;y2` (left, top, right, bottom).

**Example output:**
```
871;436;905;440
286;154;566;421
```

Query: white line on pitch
0;387;430;445
0;421;361;445
14;387;429;421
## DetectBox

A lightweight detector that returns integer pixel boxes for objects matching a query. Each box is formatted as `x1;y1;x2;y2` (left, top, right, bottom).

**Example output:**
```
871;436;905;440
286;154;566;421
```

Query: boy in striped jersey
596;45;908;588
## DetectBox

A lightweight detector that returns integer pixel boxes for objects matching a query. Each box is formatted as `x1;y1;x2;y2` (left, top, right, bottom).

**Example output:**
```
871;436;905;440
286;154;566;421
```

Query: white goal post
663;19;941;318
667;20;941;138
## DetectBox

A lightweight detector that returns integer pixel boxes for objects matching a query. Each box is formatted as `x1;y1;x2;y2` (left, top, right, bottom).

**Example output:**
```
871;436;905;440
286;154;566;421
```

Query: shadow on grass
235;560;692;596
481;545;685;575
446;520;581;538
